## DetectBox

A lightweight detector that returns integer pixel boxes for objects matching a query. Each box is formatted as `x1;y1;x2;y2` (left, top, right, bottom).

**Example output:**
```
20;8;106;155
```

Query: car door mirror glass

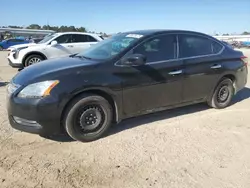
122;54;146;66
51;40;58;46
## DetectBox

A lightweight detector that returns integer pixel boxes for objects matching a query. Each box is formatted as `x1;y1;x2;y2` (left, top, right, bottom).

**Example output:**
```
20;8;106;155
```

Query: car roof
56;32;102;37
121;29;212;38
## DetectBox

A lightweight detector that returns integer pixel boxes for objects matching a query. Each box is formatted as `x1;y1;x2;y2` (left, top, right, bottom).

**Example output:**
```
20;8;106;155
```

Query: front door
44;34;75;59
70;34;99;54
116;34;184;117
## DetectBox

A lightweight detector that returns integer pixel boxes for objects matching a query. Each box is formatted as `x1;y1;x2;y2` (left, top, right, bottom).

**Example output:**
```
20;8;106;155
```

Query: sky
1;0;250;35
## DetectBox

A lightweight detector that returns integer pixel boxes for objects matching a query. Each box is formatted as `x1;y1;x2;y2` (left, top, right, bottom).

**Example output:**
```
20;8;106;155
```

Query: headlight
13;47;28;59
18;80;59;98
17;46;28;51
7;82;21;94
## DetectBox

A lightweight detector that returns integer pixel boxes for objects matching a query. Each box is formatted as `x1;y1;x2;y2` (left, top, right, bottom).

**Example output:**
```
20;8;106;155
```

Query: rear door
71;34;99;54
116;34;184;116
179;34;224;102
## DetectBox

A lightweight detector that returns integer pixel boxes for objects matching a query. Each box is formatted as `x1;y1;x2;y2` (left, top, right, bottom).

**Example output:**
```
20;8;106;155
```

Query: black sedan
6;29;248;142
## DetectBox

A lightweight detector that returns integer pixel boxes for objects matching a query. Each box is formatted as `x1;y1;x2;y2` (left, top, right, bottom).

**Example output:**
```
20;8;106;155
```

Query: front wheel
0;46;3;51
24;54;43;67
207;78;234;109
63;94;113;142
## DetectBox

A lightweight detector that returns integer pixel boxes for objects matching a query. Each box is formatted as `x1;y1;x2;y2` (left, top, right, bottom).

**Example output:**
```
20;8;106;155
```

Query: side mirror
123;54;146;66
51;40;58;46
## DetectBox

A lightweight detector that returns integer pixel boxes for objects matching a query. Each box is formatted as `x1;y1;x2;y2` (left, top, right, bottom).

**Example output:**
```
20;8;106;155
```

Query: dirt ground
0;50;250;188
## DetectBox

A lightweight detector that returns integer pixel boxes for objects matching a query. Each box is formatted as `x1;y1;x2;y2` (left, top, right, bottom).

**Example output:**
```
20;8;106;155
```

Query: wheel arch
208;73;236;101
60;88;120;131
221;74;236;83
22;51;47;66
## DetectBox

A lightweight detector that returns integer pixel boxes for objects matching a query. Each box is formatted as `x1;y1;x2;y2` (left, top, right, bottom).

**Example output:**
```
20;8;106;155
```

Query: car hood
10;43;36;50
12;57;99;86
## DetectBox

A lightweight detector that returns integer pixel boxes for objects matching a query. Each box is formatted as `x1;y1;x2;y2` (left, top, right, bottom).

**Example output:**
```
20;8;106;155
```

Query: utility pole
46;19;49;30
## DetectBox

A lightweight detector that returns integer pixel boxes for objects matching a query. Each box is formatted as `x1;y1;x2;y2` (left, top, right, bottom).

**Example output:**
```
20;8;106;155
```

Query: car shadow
0;81;9;87
108;87;250;138
40;134;75;142
232;87;250;104
108;103;209;137
43;87;250;142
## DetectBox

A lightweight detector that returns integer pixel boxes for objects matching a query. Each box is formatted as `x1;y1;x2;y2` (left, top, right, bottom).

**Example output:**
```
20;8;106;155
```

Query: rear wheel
0;46;3;51
207;78;234;109
24;54;44;67
63;94;113;142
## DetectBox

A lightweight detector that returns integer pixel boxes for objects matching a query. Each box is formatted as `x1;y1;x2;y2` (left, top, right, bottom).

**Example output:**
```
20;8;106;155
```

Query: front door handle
168;70;183;75
211;64;222;69
67;45;74;47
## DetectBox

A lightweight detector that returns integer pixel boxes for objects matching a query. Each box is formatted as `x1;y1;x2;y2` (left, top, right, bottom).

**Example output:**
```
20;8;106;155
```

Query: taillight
241;56;248;66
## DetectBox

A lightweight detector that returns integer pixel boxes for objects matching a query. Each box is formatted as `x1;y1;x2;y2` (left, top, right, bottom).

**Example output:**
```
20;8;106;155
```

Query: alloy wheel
28;57;41;65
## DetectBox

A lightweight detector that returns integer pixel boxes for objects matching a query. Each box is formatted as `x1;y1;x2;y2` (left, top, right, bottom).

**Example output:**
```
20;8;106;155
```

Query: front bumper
7;52;23;69
8;58;23;68
7;93;63;136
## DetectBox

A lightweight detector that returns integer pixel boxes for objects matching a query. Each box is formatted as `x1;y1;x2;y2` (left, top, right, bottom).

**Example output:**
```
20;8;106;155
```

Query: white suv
7;32;103;69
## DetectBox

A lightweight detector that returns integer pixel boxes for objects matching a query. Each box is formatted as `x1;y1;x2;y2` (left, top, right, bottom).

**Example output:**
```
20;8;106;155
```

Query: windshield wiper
75;55;93;60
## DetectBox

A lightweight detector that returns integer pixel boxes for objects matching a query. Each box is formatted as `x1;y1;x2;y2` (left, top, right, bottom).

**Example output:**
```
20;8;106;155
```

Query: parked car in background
31;38;44;43
0;38;30;51
241;41;250;48
221;41;234;49
7;29;248;142
7;32;103;69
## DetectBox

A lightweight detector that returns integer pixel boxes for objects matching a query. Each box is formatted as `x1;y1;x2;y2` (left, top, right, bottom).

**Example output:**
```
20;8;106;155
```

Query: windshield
38;33;57;44
77;33;143;60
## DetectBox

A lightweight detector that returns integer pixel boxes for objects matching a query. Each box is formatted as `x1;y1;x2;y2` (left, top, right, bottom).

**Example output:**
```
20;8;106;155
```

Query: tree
27;24;41;29
77;27;86;32
8;25;23;29
0;24;105;34
242;31;250;35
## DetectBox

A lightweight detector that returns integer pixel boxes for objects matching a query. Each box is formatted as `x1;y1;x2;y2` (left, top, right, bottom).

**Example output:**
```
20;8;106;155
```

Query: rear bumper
235;65;248;93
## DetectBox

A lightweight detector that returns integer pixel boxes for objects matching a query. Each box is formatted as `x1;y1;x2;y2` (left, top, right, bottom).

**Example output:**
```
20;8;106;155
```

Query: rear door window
54;34;72;44
71;34;98;43
178;34;223;59
178;34;214;58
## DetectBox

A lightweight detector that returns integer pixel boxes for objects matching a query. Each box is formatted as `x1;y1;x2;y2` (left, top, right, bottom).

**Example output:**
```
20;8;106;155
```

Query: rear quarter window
212;41;223;53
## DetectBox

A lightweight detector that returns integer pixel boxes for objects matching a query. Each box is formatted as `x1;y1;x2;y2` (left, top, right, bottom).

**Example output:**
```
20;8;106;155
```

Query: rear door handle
67;45;74;47
211;64;222;69
168;70;183;75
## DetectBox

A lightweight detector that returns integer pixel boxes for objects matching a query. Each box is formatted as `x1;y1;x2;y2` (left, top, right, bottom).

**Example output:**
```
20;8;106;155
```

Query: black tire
0;46;3;51
207;78;234;109
24;54;44;67
63;94;113;142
